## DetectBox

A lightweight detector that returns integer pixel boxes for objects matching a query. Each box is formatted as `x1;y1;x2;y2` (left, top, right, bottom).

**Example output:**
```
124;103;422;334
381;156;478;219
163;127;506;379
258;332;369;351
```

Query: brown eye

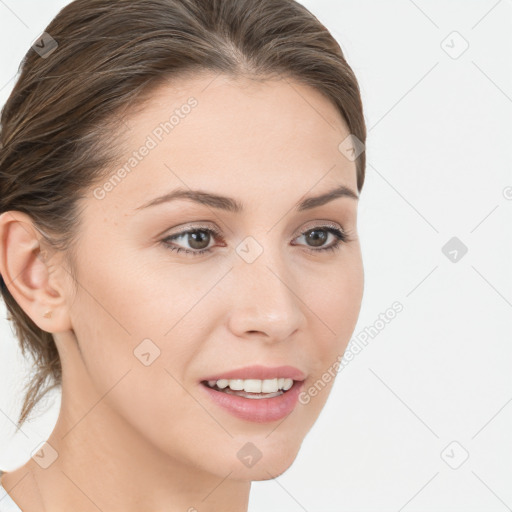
304;228;329;247
161;223;349;258
162;226;222;256
293;226;347;252
186;230;211;250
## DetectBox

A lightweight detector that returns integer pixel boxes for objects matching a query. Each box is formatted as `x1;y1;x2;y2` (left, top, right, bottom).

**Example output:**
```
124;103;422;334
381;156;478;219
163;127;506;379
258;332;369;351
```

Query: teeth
229;379;244;391
261;378;278;393
244;379;262;393
205;377;295;393
282;379;293;391
216;379;229;389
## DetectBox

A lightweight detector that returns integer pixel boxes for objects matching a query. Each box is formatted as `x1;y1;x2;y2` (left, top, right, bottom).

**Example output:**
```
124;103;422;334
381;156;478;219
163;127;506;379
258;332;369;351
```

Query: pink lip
201;365;306;382
199;379;305;423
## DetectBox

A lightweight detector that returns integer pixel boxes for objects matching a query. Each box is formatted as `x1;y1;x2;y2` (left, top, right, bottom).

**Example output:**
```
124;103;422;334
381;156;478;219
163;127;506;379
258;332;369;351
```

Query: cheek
68;273;207;456
67;246;210;399
306;253;364;337
66;250;176;391
298;252;363;406
72;243;191;340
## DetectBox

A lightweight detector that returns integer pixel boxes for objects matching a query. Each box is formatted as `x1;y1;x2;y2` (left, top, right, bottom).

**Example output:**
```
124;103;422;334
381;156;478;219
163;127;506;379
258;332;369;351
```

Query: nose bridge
227;235;305;340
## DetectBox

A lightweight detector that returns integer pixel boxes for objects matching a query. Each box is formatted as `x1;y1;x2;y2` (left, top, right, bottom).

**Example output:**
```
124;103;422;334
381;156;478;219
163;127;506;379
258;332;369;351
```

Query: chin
220;437;302;482
225;461;297;482
253;462;294;481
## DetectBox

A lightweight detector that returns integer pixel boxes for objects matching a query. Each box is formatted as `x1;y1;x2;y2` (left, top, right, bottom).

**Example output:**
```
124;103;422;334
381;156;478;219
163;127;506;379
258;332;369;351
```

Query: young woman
0;0;366;509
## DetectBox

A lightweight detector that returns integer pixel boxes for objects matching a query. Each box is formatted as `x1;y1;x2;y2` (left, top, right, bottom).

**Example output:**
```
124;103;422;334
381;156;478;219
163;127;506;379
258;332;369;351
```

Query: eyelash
161;223;351;257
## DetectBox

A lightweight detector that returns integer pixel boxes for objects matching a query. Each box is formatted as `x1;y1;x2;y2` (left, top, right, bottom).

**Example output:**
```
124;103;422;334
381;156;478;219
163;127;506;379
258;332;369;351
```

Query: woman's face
63;73;364;479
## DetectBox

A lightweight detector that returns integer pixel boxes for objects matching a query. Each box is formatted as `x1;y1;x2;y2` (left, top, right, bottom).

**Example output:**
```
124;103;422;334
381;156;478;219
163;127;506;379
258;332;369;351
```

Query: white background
1;1;511;510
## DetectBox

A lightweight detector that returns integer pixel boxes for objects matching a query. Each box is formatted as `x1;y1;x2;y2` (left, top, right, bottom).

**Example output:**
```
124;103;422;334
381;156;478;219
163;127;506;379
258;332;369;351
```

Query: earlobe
0;211;71;333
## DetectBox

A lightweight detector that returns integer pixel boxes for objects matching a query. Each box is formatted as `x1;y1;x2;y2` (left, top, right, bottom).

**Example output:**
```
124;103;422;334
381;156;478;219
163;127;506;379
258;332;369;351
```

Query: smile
203;377;294;398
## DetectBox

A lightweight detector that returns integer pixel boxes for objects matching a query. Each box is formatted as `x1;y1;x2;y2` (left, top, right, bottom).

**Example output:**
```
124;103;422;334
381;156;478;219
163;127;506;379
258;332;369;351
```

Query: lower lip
199;380;304;423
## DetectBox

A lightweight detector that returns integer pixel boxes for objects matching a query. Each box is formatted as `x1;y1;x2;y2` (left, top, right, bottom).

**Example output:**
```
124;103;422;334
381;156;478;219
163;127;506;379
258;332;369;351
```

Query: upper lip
201;365;306;382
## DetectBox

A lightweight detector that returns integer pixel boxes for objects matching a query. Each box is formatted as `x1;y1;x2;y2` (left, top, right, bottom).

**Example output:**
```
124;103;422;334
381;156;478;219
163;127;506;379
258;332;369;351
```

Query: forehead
129;72;351;145
90;73;357;214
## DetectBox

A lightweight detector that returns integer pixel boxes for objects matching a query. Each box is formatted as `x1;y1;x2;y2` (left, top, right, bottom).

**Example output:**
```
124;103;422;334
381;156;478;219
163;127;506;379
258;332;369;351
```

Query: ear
0;211;72;333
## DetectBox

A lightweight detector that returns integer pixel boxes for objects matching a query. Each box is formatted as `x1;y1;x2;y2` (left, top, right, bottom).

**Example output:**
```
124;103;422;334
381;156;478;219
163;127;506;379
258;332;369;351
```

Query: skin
0;72;364;511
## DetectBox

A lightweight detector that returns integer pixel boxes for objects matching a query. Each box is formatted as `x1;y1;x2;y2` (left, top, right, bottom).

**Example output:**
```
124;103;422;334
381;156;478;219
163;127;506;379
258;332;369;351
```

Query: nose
226;245;306;343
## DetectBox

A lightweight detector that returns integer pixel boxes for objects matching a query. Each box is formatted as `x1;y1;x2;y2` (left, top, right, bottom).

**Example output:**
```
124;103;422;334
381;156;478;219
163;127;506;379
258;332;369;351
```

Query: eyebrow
135;184;358;213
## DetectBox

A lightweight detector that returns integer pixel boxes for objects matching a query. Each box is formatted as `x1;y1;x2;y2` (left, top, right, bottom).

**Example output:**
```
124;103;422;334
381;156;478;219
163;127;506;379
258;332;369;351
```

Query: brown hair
0;0;366;428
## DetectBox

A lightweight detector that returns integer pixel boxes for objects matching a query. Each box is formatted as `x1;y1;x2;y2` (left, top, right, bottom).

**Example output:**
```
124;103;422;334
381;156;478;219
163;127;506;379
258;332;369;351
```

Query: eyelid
164;222;220;237
164;219;344;239
292;220;343;237
161;220;351;258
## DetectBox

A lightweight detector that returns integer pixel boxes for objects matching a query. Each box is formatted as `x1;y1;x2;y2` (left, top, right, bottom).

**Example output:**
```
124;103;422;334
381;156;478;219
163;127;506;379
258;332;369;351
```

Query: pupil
189;230;210;250
307;229;327;247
